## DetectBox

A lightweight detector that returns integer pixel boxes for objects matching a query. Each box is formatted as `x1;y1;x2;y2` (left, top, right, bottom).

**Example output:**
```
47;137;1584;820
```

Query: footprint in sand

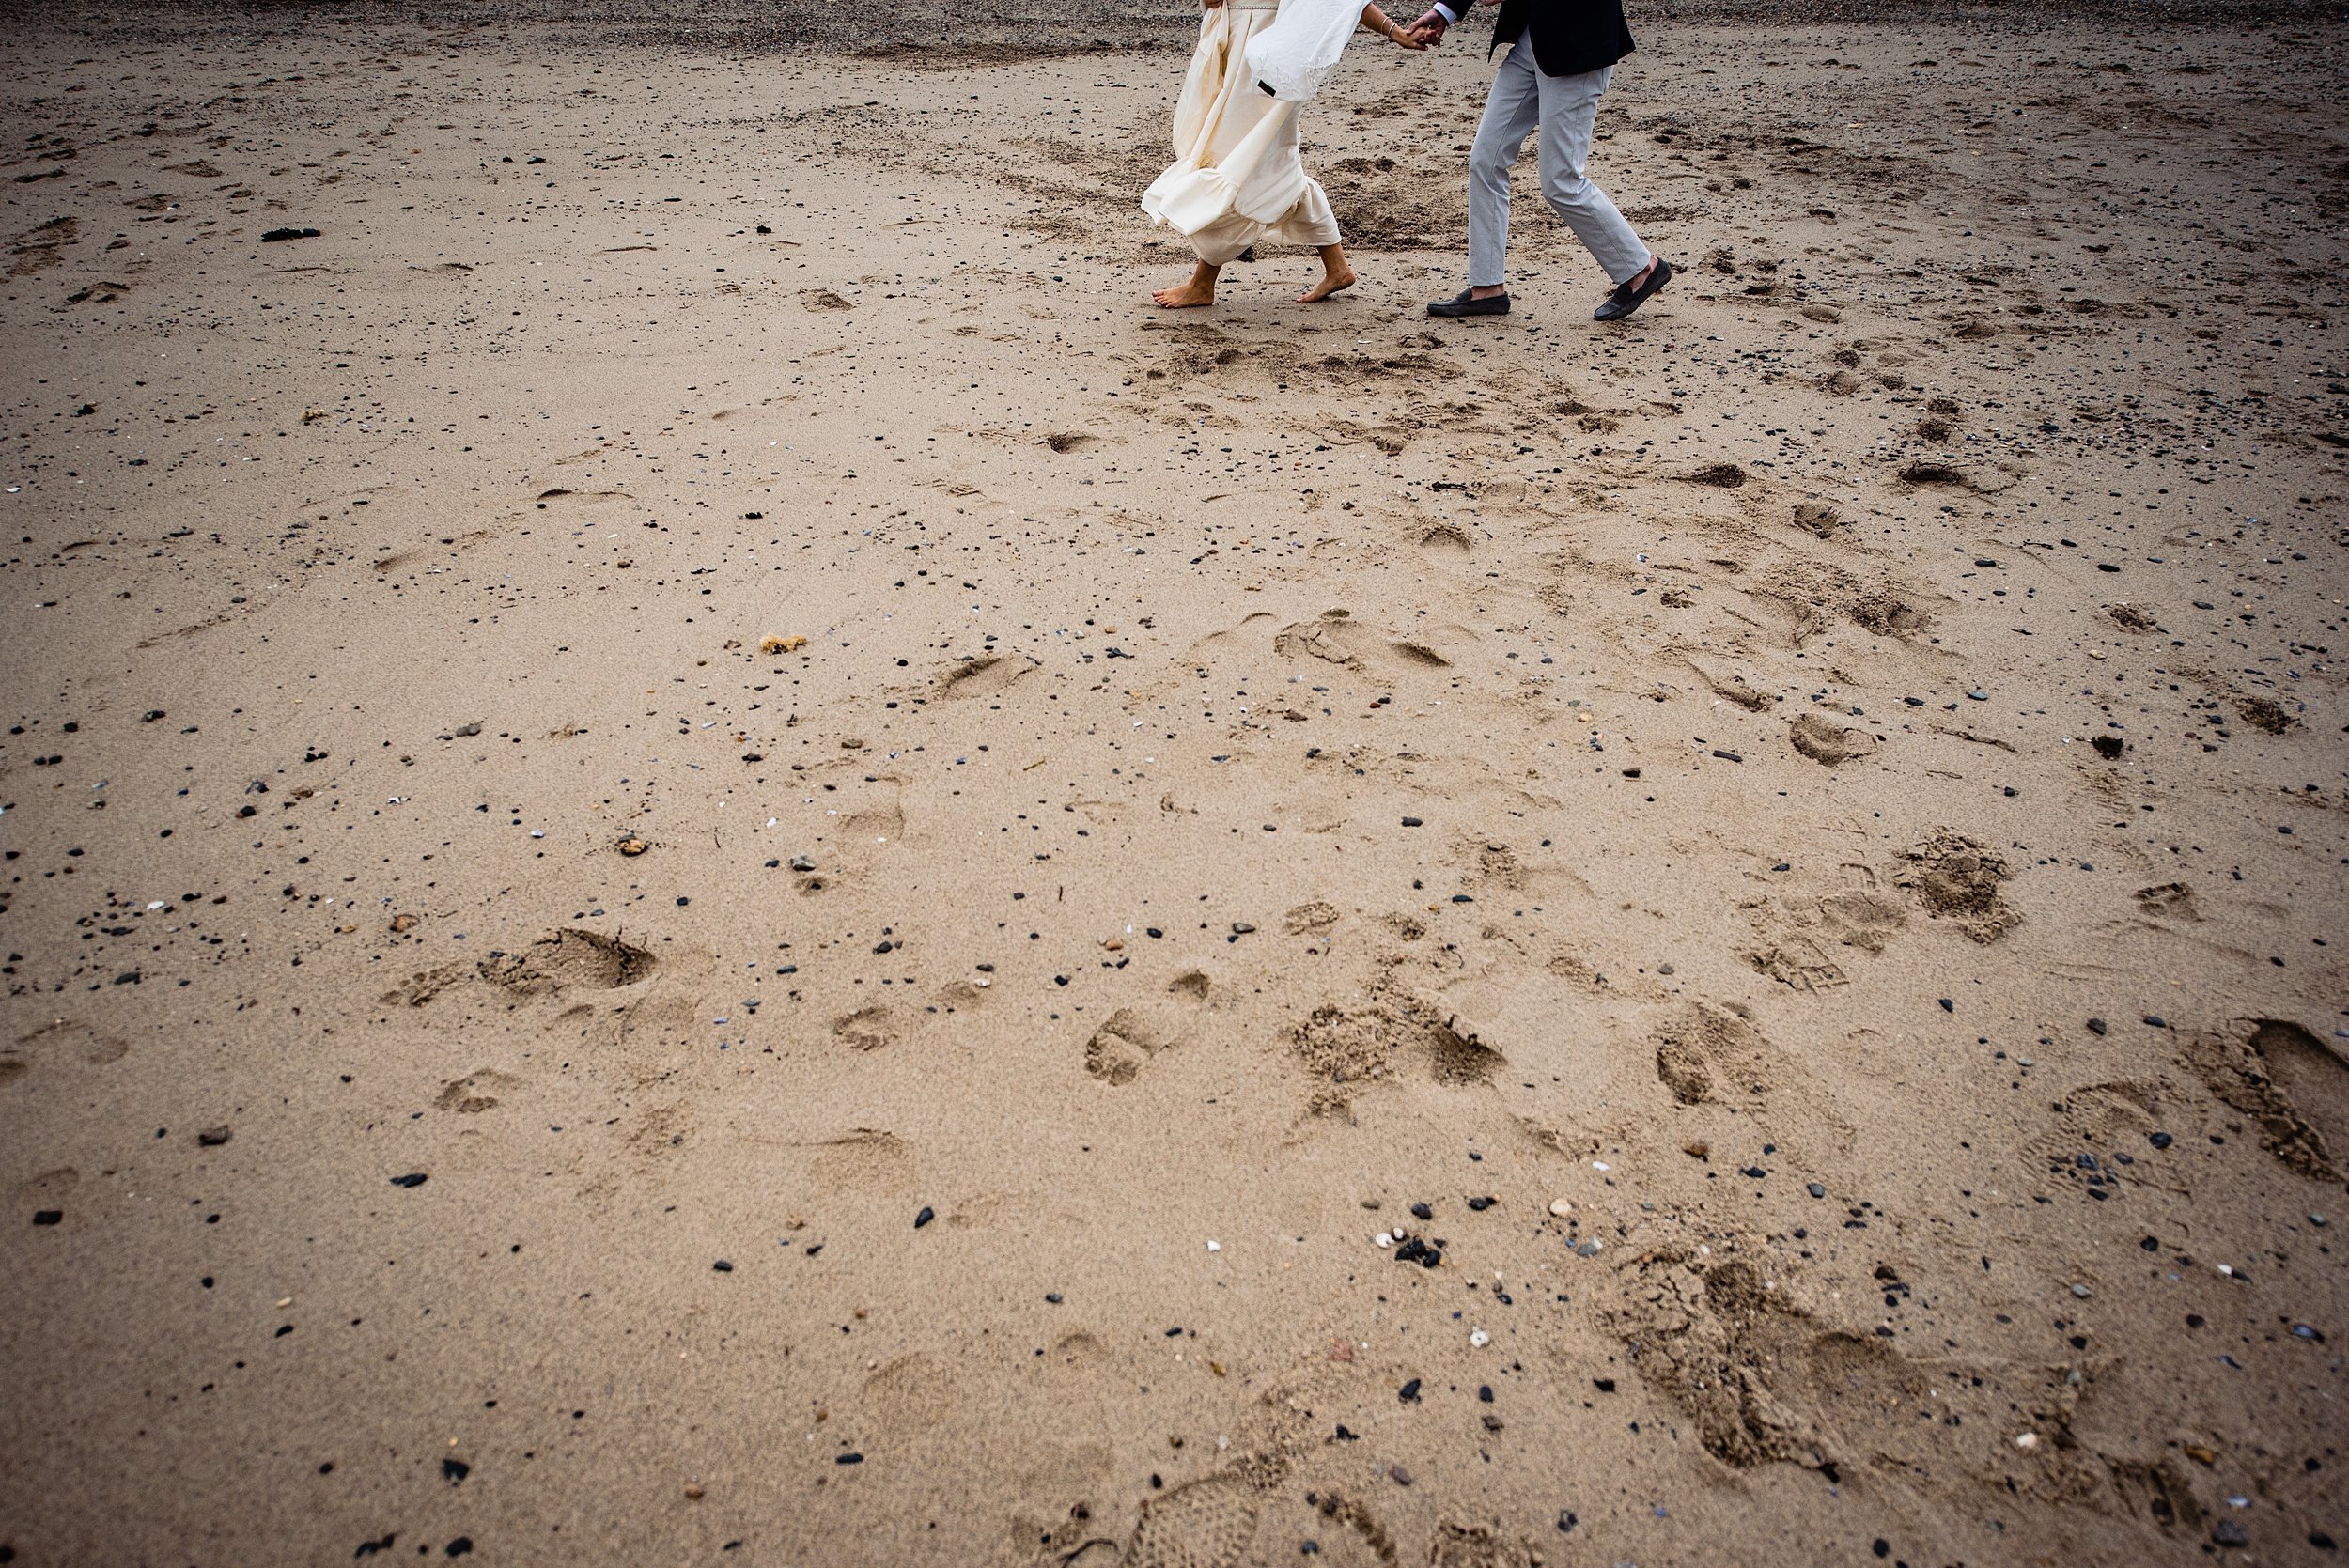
2182;1018;2348;1183
1651;1000;1791;1107
811;1128;915;1194
936;652;1040;701
1788;709;1879;766
1123;1471;1260;1568
435;1069;521;1113
1082;1009;1171;1086
388;927;659;1006
1896;831;2020;941
832;1005;898;1052
7;1017;131;1079
860;1352;957;1436
1272;609;1454;673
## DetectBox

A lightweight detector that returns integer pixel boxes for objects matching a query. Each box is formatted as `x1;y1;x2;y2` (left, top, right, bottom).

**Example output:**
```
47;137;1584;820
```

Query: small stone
2087;1017;2108;1035
1389;1464;1414;1486
1045;1292;1063;1304
759;635;809;654
617;838;647;857
1468;1328;1489;1348
1683;1141;1709;1159
712;1259;733;1272
1401;816;1423;827
683;1484;706;1499
33;1209;63;1226
197;1126;232;1147
388;1173;428;1188
1657;962;1675;976
1807;1182;1827;1198
2014;1432;2039;1452
1410;1202;1433;1220
2213;1521;2248;1548
789;854;817;872
1231;922;1256;935
390;913;418;933
1548;1199;1573;1218
914;1206;935;1229
2071;1283;2092;1298
2149;1131;2174;1149
1574;1238;1603;1257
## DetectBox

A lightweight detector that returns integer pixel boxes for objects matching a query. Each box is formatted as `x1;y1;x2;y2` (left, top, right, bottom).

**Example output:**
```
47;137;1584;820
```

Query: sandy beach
2;2;2345;1561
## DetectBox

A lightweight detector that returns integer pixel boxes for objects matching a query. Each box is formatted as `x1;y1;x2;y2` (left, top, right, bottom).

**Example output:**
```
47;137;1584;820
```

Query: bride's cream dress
1142;0;1342;265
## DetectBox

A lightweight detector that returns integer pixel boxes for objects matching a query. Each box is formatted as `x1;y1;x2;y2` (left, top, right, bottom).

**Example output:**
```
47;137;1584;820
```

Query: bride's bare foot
1299;241;1357;304
1298;267;1356;303
1153;262;1219;309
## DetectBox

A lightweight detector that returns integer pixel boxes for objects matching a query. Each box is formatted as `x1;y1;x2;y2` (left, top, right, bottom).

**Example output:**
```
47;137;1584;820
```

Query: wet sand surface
2;4;2345;1563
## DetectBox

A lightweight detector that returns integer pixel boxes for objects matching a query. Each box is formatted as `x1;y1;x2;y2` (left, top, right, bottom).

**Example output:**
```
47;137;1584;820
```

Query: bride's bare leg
1153;261;1220;309
1298;242;1356;303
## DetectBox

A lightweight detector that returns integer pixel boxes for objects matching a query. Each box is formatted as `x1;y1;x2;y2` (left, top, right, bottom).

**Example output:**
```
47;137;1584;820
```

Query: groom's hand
1406;8;1447;42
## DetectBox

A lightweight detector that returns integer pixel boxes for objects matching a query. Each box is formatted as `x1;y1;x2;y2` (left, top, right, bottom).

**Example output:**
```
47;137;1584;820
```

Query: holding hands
1360;3;1427;48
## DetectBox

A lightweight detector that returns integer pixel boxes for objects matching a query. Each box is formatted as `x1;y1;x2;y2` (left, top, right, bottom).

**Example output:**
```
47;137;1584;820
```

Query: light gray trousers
1468;47;1648;288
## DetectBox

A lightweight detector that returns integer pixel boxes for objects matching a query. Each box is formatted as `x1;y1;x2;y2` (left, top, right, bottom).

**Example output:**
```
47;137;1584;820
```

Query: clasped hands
1199;0;1433;50
1402;0;1495;47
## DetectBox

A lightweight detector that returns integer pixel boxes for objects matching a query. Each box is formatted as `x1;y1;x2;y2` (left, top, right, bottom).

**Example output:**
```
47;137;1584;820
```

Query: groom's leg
1467;45;1542;289
1532;65;1650;284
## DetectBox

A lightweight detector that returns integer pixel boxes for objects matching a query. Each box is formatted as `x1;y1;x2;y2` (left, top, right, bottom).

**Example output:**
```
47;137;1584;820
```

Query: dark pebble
914;1205;935;1229
1807;1182;1826;1198
2087;1017;2108;1035
712;1259;734;1272
33;1209;63;1225
2142;1015;2166;1028
388;1173;428;1188
1410;1202;1433;1220
445;1542;473;1560
1938;999;1953;1012
1466;1196;1494;1211
1401;816;1423;827
836;1452;863;1466
2149;1131;2173;1149
1045;1292;1063;1303
1397;1378;1422;1403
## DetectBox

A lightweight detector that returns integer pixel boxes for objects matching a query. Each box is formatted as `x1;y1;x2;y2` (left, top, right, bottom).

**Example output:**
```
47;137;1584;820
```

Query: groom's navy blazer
1488;0;1634;79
